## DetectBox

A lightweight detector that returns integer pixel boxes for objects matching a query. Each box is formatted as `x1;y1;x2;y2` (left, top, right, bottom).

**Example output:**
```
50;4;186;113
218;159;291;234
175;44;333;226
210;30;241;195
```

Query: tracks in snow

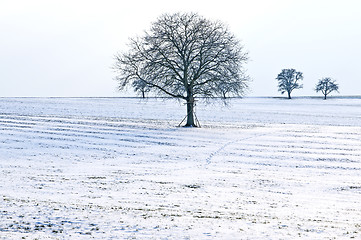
1;112;361;239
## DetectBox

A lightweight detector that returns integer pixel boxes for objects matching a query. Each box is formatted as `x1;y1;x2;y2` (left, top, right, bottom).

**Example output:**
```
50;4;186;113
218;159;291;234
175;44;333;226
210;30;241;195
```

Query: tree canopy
114;12;249;126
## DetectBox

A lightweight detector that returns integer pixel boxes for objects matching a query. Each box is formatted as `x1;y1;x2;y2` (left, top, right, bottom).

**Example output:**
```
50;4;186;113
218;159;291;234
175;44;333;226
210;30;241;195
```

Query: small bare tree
114;12;249;126
132;79;150;98
315;77;339;100
276;69;303;99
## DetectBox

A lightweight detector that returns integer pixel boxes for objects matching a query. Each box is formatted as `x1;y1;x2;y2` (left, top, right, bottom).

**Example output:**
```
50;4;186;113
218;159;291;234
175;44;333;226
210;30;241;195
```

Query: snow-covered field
1;97;361;239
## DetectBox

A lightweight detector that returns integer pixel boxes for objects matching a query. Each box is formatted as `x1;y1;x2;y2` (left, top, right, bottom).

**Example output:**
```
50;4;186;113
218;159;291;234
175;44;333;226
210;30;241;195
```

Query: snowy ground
0;97;361;239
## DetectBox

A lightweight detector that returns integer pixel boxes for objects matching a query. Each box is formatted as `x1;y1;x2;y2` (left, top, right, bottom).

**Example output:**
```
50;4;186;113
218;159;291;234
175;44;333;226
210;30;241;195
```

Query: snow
0;97;361;239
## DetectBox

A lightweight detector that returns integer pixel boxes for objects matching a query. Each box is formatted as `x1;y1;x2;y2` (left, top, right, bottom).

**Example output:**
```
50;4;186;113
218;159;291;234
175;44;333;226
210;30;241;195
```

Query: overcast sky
1;0;360;97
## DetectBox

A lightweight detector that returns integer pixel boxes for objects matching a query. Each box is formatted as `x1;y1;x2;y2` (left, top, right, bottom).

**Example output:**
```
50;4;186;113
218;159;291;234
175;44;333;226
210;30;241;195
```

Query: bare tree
132;79;150;98
218;80;242;99
114;12;249;126
276;69;303;99
315;77;339;100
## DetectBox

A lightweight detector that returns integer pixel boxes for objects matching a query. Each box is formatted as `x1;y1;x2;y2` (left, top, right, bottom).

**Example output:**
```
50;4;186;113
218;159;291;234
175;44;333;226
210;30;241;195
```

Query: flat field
0;97;361;239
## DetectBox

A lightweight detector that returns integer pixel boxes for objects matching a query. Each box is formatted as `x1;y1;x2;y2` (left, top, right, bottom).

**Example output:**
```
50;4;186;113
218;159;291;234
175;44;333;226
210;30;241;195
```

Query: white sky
0;0;360;97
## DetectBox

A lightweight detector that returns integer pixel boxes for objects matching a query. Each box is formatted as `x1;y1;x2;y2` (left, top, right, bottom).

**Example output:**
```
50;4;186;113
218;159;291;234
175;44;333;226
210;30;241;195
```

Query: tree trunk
142;90;145;98
185;100;196;127
184;91;197;127
324;94;327;100
287;91;292;99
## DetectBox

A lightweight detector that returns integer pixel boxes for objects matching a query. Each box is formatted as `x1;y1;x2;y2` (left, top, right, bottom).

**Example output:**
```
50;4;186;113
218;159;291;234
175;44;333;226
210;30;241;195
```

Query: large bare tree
114;12;249;126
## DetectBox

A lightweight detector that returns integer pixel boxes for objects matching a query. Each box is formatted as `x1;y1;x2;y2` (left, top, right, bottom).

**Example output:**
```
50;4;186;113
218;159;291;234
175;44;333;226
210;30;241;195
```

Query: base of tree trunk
183;124;198;128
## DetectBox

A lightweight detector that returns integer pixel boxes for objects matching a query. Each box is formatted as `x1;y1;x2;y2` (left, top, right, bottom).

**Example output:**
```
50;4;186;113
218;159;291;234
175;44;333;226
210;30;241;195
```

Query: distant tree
315;77;339;100
219;80;244;99
114;12;249;127
132;79;150;98
276;69;303;99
